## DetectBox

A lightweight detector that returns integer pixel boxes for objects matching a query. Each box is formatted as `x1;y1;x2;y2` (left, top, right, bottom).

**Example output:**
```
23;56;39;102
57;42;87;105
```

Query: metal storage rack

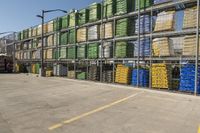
14;0;200;95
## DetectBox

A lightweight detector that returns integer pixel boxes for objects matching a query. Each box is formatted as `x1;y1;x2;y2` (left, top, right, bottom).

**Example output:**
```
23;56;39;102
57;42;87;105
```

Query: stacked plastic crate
115;41;133;58
68;29;76;44
115;0;132;15
182;35;200;56
77;72;87;80
88;3;101;22
59;47;67;59
53;18;62;31
102;65;113;83
99;42;113;58
53;64;67;76
135;0;152;10
88;43;99;59
152;38;174;56
133;38;150;57
61;15;68;29
68;71;76;79
60;32;68;45
152;63;171;89
135;15;151;34
154;0;171;4
131;68;149;87
68;11;77;28
77;27;87;43
77;45;87;59
115;64;132;84
88;66;100;81
183;7;197;29
116;18;135;37
100;22;113;39
154;11;175;32
88;25;100;41
103;0;115;18
179;64;200;93
67;46;76;59
78;9;89;25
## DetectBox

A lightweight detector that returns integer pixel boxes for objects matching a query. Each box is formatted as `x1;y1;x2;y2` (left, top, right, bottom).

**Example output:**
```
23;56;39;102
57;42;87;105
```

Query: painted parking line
48;91;144;131
198;125;200;133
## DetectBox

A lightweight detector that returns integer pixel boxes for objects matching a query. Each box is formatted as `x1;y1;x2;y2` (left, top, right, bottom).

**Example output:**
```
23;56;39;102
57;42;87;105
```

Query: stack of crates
54;18;62;31
183;7;197;29
53;64;67;76
77;27;87;42
179;64;200;93
47;21;54;33
102;65;113;83
59;47;67;59
60;32;68;45
115;41;133;58
31;63;40;74
152;37;174;56
68;70;76;79
100;22;113;39
154;11;175;32
115;0;132;15
53;48;59;59
67;45;76;59
78;9;89;25
135;0;152;10
68;11;77;28
115;18;135;37
182;35;200;56
99;42;113;58
135;15;152;34
77;72;87;80
61;15;69;29
88;43;99;59
115;64;132;84
152;63;171;89
77;45;87;59
131;68;149;87
88;25;100;41
88;66;100;81
133;38;150;57
154;0;171;4
103;0;115;18
68;29;76;44
88;3;101;22
46;70;53;77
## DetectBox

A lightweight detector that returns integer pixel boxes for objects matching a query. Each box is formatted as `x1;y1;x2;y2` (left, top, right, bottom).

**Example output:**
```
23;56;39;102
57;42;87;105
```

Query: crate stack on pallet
103;0;115;18
135;0;152;10
182;35;200;56
134;38;150;57
77;72;87;80
77;45;87;59
135;15;151;34
53;64;67;76
179;64;200;93
68;70;76;79
154;11;175;32
77;27;87;43
100;22;113;39
102;65;113;83
59;47;67;59
88;66;100;81
99;42;113;58
115;0;132;15
115;41;133;58
152;37;174;56
116;18;135;37
88;43;99;59
88;3;101;22
67;46;76;59
154;0;171;5
183;7;197;29
131;68;149;87
88;25;100;41
78;9;89;25
115;64;132;84
152;63;171;89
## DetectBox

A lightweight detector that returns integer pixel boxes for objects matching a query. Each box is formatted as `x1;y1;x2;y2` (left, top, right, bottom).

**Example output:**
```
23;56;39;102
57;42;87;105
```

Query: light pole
36;9;67;77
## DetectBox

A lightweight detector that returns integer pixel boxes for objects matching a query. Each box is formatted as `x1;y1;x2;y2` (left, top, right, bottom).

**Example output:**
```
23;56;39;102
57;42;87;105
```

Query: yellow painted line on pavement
198;125;200;133
48;91;143;131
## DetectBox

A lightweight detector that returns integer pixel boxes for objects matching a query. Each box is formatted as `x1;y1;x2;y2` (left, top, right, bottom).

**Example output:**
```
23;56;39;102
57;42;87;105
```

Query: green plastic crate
59;47;67;59
53;18;62;31
53;48;59;59
115;18;135;37
77;72;87;80
35;63;40;74
18;32;21;40
115;41;133;58
60;32;68;45
68;12;78;28
77;45;87;59
67;45;76;59
115;0;133;15
61;15;69;29
135;0;152;10
103;0;116;18
89;3;102;22
78;9;89;25
88;43;99;59
68;29;76;44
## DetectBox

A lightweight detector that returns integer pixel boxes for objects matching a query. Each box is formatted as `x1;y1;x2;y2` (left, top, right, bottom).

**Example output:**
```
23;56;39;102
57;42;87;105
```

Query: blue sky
0;0;101;32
